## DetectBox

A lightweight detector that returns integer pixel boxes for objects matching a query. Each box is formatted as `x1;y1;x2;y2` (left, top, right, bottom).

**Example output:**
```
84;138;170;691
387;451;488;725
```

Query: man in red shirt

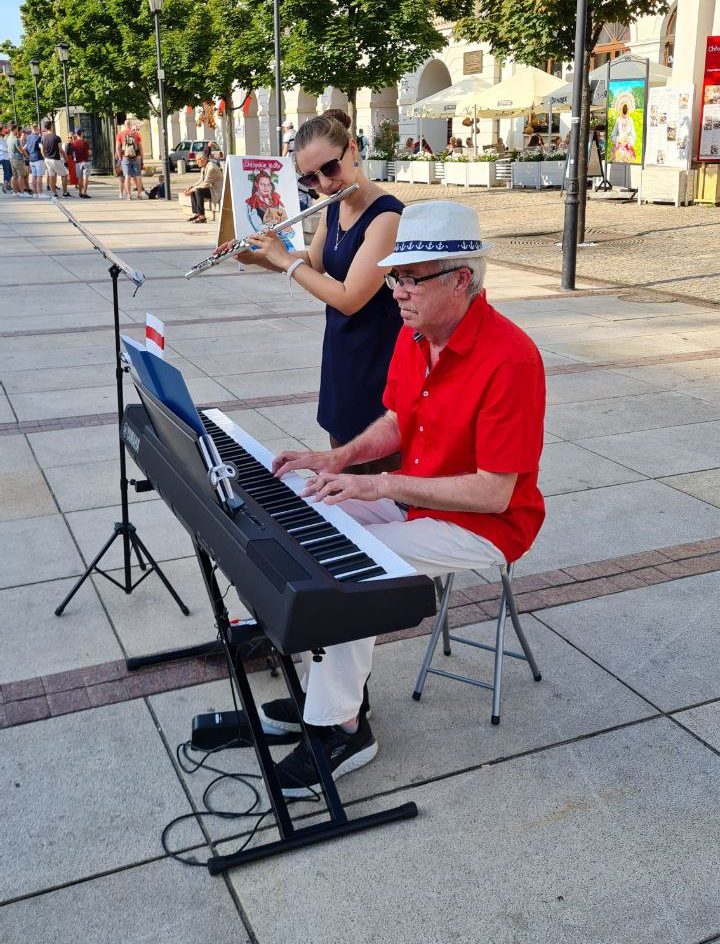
72;128;93;198
265;201;546;796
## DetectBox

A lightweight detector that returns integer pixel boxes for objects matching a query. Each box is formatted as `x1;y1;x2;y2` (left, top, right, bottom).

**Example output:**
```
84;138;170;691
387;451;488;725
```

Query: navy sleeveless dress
319;194;404;444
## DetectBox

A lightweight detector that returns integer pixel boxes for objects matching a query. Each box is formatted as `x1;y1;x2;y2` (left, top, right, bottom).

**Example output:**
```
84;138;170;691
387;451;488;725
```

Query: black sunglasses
297;144;348;189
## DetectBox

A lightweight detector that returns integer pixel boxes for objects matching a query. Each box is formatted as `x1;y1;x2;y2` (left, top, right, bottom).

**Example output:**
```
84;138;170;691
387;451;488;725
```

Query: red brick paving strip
0;392;321;437
5;347;720;437
4;536;720;728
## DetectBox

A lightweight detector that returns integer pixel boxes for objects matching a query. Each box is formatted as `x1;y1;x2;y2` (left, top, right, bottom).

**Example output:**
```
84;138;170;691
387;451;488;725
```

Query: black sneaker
259;681;371;735
276;714;378;798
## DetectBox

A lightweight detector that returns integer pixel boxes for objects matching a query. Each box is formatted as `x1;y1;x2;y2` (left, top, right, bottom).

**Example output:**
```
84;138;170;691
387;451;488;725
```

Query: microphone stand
53;201;190;651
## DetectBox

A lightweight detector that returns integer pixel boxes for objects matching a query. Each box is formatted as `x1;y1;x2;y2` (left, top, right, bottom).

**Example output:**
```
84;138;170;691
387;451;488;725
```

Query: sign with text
463;51;484;75
646;86;694;168
698;36;720;161
217;155;303;250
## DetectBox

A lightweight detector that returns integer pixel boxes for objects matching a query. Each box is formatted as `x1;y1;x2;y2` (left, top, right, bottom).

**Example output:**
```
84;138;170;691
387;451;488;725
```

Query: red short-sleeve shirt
383;291;546;563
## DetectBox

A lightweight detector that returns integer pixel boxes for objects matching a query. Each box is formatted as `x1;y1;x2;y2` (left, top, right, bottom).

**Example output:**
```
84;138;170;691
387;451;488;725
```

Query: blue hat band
392;239;484;253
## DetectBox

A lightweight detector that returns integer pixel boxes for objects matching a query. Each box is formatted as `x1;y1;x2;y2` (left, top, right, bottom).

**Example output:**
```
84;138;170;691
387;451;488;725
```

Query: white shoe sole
281;739;379;798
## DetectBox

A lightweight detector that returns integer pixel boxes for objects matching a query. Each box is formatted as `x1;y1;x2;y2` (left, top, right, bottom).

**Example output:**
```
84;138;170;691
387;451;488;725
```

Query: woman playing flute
218;112;403;472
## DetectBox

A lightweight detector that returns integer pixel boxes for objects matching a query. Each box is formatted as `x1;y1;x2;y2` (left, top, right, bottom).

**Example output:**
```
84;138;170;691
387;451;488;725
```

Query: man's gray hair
436;256;487;297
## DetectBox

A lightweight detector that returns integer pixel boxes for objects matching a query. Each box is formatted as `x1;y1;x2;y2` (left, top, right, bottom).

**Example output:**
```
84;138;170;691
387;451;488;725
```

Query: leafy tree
442;0;669;241
280;0;448;131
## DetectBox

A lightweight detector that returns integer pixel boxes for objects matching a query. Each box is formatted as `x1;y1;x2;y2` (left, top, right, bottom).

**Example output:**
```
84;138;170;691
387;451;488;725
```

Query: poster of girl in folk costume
245;168;296;251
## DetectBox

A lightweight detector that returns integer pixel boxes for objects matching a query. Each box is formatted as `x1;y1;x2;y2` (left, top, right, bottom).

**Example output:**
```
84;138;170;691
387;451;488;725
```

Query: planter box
511;162;541;188
442;162;468;186
395;160;438;184
365;159;388;181
442;162;497;188
640;166;695;207
394;159;413;183
467;161;496;187
539;160;565;187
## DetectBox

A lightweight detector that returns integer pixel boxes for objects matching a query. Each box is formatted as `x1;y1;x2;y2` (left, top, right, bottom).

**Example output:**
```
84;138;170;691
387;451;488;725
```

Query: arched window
590;23;630;71
663;6;677;67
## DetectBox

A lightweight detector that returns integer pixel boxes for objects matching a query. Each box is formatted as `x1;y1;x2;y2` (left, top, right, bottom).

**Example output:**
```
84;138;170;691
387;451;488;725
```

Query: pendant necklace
334;184;372;251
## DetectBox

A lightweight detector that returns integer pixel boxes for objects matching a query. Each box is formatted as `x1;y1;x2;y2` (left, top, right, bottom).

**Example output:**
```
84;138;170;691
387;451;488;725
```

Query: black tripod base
207;801;418;874
55;520;189;619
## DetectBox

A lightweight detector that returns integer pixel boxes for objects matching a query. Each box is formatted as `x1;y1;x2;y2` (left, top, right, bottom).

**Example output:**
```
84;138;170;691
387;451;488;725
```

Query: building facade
150;0;720;163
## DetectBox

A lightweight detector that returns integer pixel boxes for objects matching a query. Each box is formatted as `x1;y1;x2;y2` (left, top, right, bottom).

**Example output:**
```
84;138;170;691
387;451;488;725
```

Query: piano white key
203;408;417;581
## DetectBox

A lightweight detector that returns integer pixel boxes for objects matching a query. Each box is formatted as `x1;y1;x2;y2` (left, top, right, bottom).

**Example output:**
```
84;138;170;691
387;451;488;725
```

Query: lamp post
273;0;283;154
56;43;72;133
4;69;18;125
148;0;172;200
560;0;588;291
29;59;41;126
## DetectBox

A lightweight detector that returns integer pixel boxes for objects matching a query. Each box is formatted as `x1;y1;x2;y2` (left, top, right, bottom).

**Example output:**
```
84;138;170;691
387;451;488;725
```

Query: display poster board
646;86;694;167
217;155;303;249
606;78;647;165
698;36;720;161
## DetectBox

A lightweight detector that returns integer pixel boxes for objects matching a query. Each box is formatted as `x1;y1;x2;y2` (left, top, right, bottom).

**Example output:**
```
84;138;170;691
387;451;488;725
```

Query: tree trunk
346;89;357;135
223;86;235;156
576;47;592;245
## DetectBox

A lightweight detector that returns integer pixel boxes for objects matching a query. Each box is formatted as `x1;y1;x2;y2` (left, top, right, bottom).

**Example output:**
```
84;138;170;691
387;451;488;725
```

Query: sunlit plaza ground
2;178;720;942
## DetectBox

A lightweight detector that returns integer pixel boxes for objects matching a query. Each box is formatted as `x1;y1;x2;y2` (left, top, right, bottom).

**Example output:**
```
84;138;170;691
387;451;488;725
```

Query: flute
184;182;360;279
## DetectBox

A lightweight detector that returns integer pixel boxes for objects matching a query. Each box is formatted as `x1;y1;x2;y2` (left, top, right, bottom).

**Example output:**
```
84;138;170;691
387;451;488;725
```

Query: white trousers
300;498;506;726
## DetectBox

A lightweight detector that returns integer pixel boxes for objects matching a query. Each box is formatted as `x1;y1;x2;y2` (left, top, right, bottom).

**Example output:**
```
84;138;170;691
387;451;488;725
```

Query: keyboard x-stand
121;391;436;873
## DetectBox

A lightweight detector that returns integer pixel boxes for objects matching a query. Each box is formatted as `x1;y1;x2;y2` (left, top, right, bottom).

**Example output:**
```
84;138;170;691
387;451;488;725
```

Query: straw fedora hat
378;201;492;267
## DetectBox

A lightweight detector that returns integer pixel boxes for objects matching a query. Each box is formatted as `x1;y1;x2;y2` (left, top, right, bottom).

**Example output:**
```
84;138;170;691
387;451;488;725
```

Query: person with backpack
115;119;144;200
356;128;368;159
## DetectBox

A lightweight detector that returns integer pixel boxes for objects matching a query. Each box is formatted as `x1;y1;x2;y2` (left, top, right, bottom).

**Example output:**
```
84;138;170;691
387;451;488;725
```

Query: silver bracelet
286;258;306;280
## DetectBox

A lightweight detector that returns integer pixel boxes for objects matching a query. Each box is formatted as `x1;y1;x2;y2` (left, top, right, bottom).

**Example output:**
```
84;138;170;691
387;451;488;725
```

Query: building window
663;7;676;67
589;22;630;71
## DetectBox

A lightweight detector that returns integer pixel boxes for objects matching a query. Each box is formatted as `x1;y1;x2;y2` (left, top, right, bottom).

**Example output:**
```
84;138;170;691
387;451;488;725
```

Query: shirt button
422;390;429;397
419;425;424;432
414;458;419;465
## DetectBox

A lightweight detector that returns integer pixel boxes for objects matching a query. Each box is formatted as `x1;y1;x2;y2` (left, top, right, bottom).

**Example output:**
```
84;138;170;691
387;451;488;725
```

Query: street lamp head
56;43;70;63
147;0;164;12
30;59;40;76
6;72;16;87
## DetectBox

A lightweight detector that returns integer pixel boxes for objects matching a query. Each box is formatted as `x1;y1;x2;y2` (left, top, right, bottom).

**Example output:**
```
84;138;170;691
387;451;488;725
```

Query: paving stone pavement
2;181;720;944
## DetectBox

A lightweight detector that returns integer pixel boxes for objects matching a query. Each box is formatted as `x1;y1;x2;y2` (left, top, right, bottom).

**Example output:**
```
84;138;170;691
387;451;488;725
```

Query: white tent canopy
408;75;492;118
541;56;672;112
469;67;566;118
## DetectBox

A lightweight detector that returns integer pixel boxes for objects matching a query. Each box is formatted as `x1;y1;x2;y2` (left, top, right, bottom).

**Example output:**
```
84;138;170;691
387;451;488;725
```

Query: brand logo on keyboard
122;422;140;455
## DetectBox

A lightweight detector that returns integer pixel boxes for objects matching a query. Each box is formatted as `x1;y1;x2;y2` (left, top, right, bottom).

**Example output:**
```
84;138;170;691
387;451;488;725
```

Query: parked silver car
168;139;224;171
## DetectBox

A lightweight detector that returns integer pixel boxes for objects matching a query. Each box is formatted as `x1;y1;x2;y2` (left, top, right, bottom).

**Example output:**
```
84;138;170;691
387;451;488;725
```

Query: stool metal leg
436;575;453;656
413;574;454;700
490;570;509;725
501;569;542;682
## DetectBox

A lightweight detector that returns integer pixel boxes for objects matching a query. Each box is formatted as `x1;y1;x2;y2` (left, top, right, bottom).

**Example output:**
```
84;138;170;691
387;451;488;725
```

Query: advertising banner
698;36;720;161
606;78;646;165
646;86;694;167
217;155;303;249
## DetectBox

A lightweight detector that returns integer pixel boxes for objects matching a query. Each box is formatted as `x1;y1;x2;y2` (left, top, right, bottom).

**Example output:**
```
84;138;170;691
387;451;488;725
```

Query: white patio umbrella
408;75;492;119
470;67;567;119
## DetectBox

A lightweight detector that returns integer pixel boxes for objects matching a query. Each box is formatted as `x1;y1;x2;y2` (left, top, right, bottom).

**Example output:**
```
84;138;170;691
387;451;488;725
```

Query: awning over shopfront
540;55;672;112
408;75;491;118
470;67;566;118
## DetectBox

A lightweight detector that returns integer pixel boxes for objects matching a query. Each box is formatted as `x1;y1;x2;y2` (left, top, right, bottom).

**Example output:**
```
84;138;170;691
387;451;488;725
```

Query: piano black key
325;553;375;575
336;566;386;582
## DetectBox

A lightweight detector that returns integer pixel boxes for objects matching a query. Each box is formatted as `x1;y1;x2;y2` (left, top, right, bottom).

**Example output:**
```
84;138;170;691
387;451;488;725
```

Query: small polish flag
145;313;166;359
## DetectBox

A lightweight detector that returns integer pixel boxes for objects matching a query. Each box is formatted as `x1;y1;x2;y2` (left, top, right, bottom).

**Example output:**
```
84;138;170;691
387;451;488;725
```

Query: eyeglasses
297;144;348;189
384;266;468;291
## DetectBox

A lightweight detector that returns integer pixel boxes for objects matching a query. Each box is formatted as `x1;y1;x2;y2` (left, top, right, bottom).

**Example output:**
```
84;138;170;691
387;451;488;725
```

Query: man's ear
454;266;473;295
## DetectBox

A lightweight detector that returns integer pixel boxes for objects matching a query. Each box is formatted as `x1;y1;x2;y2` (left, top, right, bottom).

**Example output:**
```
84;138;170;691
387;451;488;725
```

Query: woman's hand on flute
246;231;293;270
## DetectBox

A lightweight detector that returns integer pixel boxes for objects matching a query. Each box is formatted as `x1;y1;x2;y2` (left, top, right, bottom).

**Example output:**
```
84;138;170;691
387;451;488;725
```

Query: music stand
52;199;189;632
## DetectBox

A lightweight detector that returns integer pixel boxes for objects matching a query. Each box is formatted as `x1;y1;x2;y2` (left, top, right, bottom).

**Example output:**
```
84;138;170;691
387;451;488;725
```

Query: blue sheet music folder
121;335;205;436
